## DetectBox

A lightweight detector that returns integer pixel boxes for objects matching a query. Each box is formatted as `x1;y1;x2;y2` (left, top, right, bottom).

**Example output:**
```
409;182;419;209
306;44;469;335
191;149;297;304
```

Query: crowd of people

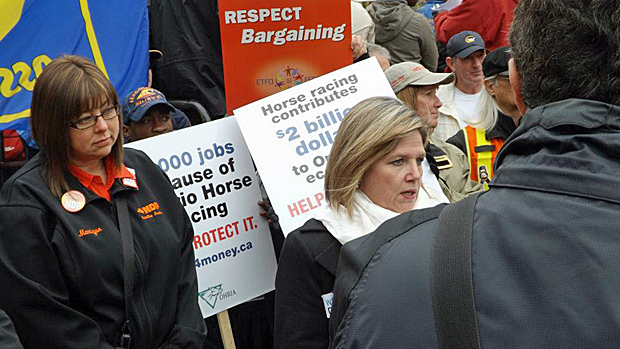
1;0;619;348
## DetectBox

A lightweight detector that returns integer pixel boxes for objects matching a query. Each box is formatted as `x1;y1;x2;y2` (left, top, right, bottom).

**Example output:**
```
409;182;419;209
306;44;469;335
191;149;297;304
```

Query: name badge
122;177;138;189
321;292;334;318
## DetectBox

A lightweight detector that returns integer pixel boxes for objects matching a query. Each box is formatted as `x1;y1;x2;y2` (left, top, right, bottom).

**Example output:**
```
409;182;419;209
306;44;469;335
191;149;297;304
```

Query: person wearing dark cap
122;87;176;142
384;62;482;203
435;31;491;141
446;46;521;189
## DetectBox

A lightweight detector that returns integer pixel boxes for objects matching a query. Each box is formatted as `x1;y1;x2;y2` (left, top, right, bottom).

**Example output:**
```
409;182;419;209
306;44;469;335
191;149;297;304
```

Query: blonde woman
274;97;444;349
385;61;482;203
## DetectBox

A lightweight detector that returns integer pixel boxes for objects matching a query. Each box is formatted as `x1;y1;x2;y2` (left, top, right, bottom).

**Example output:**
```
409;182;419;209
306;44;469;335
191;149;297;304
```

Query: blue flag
0;0;149;147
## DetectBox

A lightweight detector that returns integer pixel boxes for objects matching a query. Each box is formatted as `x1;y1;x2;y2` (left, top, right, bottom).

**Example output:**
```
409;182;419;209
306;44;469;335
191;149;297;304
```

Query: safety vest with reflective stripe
463;126;504;190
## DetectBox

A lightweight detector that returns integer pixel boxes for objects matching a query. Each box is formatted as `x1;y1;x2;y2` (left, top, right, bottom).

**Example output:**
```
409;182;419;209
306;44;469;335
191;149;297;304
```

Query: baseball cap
384;62;454;93
446;31;486;58
122;87;174;124
483;46;511;78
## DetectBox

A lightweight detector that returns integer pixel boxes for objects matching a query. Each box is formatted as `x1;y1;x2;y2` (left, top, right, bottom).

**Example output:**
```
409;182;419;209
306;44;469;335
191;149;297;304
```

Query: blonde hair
324;97;428;215
31;55;123;198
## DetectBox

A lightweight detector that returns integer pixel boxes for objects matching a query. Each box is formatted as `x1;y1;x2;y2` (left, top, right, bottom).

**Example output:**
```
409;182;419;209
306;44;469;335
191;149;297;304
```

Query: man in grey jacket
330;0;620;347
369;0;438;71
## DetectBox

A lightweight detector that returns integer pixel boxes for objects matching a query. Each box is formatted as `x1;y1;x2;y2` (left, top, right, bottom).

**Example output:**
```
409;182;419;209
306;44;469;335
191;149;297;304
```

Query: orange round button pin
61;190;86;213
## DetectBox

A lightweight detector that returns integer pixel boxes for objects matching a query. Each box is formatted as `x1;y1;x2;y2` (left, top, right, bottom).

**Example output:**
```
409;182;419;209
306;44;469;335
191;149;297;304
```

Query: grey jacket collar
493;99;620;203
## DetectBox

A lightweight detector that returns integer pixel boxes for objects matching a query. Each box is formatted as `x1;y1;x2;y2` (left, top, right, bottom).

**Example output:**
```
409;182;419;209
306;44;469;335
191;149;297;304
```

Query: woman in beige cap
385;62;482;202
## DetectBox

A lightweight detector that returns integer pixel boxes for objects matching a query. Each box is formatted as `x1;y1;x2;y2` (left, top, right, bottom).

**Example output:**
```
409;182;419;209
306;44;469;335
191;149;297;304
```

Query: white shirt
421;158;450;204
453;88;484;128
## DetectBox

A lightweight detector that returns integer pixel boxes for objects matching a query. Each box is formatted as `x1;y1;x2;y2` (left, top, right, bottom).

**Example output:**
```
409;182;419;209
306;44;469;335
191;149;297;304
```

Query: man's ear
446;56;454;72
509;58;526;115
122;124;131;140
484;80;496;96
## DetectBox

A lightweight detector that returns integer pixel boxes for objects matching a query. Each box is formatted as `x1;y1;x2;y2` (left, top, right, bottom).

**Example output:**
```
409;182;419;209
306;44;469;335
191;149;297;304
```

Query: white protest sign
126;117;277;318
234;58;395;234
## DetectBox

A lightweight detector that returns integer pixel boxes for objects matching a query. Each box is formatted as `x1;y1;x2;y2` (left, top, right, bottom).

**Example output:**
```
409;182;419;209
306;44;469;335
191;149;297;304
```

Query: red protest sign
218;0;352;115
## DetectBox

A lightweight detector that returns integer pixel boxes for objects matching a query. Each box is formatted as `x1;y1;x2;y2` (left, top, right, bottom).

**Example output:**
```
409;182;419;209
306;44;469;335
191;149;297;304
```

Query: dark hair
30;55;123;198
509;0;620;109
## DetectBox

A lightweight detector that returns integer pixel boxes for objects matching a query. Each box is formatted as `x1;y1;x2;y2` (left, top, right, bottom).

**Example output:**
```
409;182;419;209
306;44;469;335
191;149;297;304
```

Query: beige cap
384;62;454;93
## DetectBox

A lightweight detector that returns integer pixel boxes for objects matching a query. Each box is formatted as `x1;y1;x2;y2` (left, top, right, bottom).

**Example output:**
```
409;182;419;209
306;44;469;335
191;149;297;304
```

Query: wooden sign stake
217;310;236;349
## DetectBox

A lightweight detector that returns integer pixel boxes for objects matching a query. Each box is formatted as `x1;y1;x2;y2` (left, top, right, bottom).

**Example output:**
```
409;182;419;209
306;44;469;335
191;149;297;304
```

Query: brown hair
324;97;428;215
30;55;123;198
395;86;419;111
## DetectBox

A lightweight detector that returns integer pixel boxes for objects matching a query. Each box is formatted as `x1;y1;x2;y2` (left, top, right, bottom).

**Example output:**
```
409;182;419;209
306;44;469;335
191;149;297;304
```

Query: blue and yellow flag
0;0;149;147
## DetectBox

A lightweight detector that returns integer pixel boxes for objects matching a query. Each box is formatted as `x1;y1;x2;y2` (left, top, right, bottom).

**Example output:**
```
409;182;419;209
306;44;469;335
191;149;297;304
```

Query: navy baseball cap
122;87;174;124
483;46;511;78
446;31;486;58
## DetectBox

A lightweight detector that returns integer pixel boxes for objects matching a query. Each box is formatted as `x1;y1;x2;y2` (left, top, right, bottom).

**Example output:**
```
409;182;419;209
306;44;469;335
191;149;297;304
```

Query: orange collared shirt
68;157;133;201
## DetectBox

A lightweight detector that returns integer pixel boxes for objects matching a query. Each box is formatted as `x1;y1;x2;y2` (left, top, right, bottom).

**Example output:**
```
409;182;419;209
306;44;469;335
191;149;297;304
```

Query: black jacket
274;219;340;349
0;310;22;349
330;99;620;348
0;148;206;348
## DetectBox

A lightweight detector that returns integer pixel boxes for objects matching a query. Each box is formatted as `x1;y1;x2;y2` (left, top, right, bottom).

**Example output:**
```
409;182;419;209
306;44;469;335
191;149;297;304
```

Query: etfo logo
275;66;304;90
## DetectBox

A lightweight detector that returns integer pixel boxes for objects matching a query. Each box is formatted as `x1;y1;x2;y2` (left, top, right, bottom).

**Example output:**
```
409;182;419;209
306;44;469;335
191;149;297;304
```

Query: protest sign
126;117;277;318
218;0;352;115
234;58;395;234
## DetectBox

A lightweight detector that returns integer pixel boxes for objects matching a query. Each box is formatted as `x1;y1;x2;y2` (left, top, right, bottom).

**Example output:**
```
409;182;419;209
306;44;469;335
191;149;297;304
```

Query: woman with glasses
0;55;207;348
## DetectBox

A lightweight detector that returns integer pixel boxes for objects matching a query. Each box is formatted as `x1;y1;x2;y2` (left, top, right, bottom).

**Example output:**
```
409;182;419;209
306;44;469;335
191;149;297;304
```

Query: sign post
217;310;236;349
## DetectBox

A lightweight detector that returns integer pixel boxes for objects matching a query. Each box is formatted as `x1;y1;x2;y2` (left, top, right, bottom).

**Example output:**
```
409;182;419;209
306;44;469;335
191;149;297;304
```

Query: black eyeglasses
69;104;120;130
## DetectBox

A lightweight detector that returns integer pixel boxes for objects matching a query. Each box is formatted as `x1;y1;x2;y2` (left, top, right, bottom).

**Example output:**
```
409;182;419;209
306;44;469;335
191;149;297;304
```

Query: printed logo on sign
198;284;238;309
255;66;317;89
199;284;224;309
275;66;304;90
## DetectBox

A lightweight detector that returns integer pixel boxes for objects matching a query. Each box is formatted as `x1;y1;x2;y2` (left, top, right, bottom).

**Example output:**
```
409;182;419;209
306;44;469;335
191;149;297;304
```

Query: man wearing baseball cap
435;30;489;141
122;87;175;142
447;46;521;189
384;62;482;203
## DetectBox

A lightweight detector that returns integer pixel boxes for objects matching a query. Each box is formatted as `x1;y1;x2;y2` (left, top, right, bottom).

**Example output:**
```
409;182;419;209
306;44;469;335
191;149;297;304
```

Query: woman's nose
93;114;109;132
405;162;422;182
